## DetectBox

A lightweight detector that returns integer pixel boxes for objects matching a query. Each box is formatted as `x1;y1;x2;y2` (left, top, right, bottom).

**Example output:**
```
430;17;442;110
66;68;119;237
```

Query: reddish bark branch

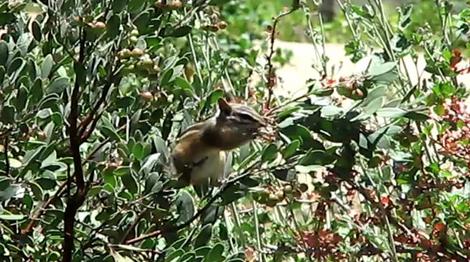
62;26;87;262
78;59;119;142
264;2;299;109
21;181;67;235
120;207;149;244
21;136;113;236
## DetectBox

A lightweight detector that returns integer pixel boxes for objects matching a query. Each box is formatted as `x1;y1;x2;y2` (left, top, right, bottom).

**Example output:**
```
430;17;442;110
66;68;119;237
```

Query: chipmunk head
216;98;267;133
199;98;272;150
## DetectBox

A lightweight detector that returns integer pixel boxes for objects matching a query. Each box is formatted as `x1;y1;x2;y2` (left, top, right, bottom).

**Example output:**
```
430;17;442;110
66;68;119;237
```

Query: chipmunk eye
237;112;255;122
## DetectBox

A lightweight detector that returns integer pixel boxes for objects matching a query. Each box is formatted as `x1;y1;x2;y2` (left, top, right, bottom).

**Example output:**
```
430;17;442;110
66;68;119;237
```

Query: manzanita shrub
0;0;469;261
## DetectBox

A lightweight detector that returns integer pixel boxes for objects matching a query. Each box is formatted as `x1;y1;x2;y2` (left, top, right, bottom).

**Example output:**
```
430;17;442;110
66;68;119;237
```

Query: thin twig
187;33;204;97
78;62;121;142
21;181;68;235
81;222;109;251
3;135;9;177
119;207;150;244
252;200;264;262
265;4;300;109
108;244;162;255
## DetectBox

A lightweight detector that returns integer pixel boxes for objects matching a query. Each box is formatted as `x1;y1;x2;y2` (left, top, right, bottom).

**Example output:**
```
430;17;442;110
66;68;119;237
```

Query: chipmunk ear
218;98;232;115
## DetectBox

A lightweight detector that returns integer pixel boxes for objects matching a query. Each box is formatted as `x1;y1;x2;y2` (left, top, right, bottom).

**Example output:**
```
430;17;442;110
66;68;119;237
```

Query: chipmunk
170;98;267;186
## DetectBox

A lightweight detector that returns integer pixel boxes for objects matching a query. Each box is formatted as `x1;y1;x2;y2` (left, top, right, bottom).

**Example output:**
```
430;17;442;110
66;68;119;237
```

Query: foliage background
0;0;469;261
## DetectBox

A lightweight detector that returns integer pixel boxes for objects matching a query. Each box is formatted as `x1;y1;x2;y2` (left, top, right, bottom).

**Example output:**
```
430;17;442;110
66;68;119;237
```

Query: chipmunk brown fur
171;98;266;185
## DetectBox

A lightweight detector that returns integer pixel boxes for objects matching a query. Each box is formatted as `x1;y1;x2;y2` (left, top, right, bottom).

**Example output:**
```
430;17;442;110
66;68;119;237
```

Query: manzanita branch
119;207;150;244
21;181;68;235
78;64;120;142
62;24;88;262
62;28;125;261
21;136;114;236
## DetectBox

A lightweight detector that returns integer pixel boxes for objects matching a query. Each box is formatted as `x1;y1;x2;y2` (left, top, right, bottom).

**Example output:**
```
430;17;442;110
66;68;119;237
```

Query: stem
223;210;238;252
22;182;68;235
119;207;149;244
209;37;235;95
335;0;359;39
187;33;204;96
230;202;246;246
265;4;300;108
3;135;9;177
359;160;398;262
252;200;264;262
306;0;328;77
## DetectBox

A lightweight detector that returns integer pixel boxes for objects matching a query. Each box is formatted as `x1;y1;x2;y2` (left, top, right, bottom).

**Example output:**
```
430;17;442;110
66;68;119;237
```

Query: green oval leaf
0;41;8;66
208;89;225;105
194;224;212;248
0;12;16;26
7;57;25;75
175;191;194;224
41;54;54;79
121;171;138;194
114;166;130;176
134;11;150;32
106;15;121;39
29;181;44;200
47;77;70;94
101;126;122;142
174;76;193;94
103;172;117;190
116;96;135;108
282;140;300;159
112;0;127;13
31;20;41;41
29;78;43;104
132;143;145;160
300;150;336;166
375;107;406;118
261;144;278;162
13;85;28;111
0;66;5;83
204;243;225;262
0;106;15;124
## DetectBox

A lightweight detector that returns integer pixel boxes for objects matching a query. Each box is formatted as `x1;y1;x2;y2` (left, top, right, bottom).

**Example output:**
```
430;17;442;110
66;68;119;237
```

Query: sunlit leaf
0;214;25;221
175;191;194;224
41;54;54;79
47;77;70;94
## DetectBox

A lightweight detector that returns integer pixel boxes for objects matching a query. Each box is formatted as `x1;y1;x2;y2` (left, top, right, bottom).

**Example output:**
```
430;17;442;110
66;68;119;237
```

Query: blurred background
221;0;469;44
